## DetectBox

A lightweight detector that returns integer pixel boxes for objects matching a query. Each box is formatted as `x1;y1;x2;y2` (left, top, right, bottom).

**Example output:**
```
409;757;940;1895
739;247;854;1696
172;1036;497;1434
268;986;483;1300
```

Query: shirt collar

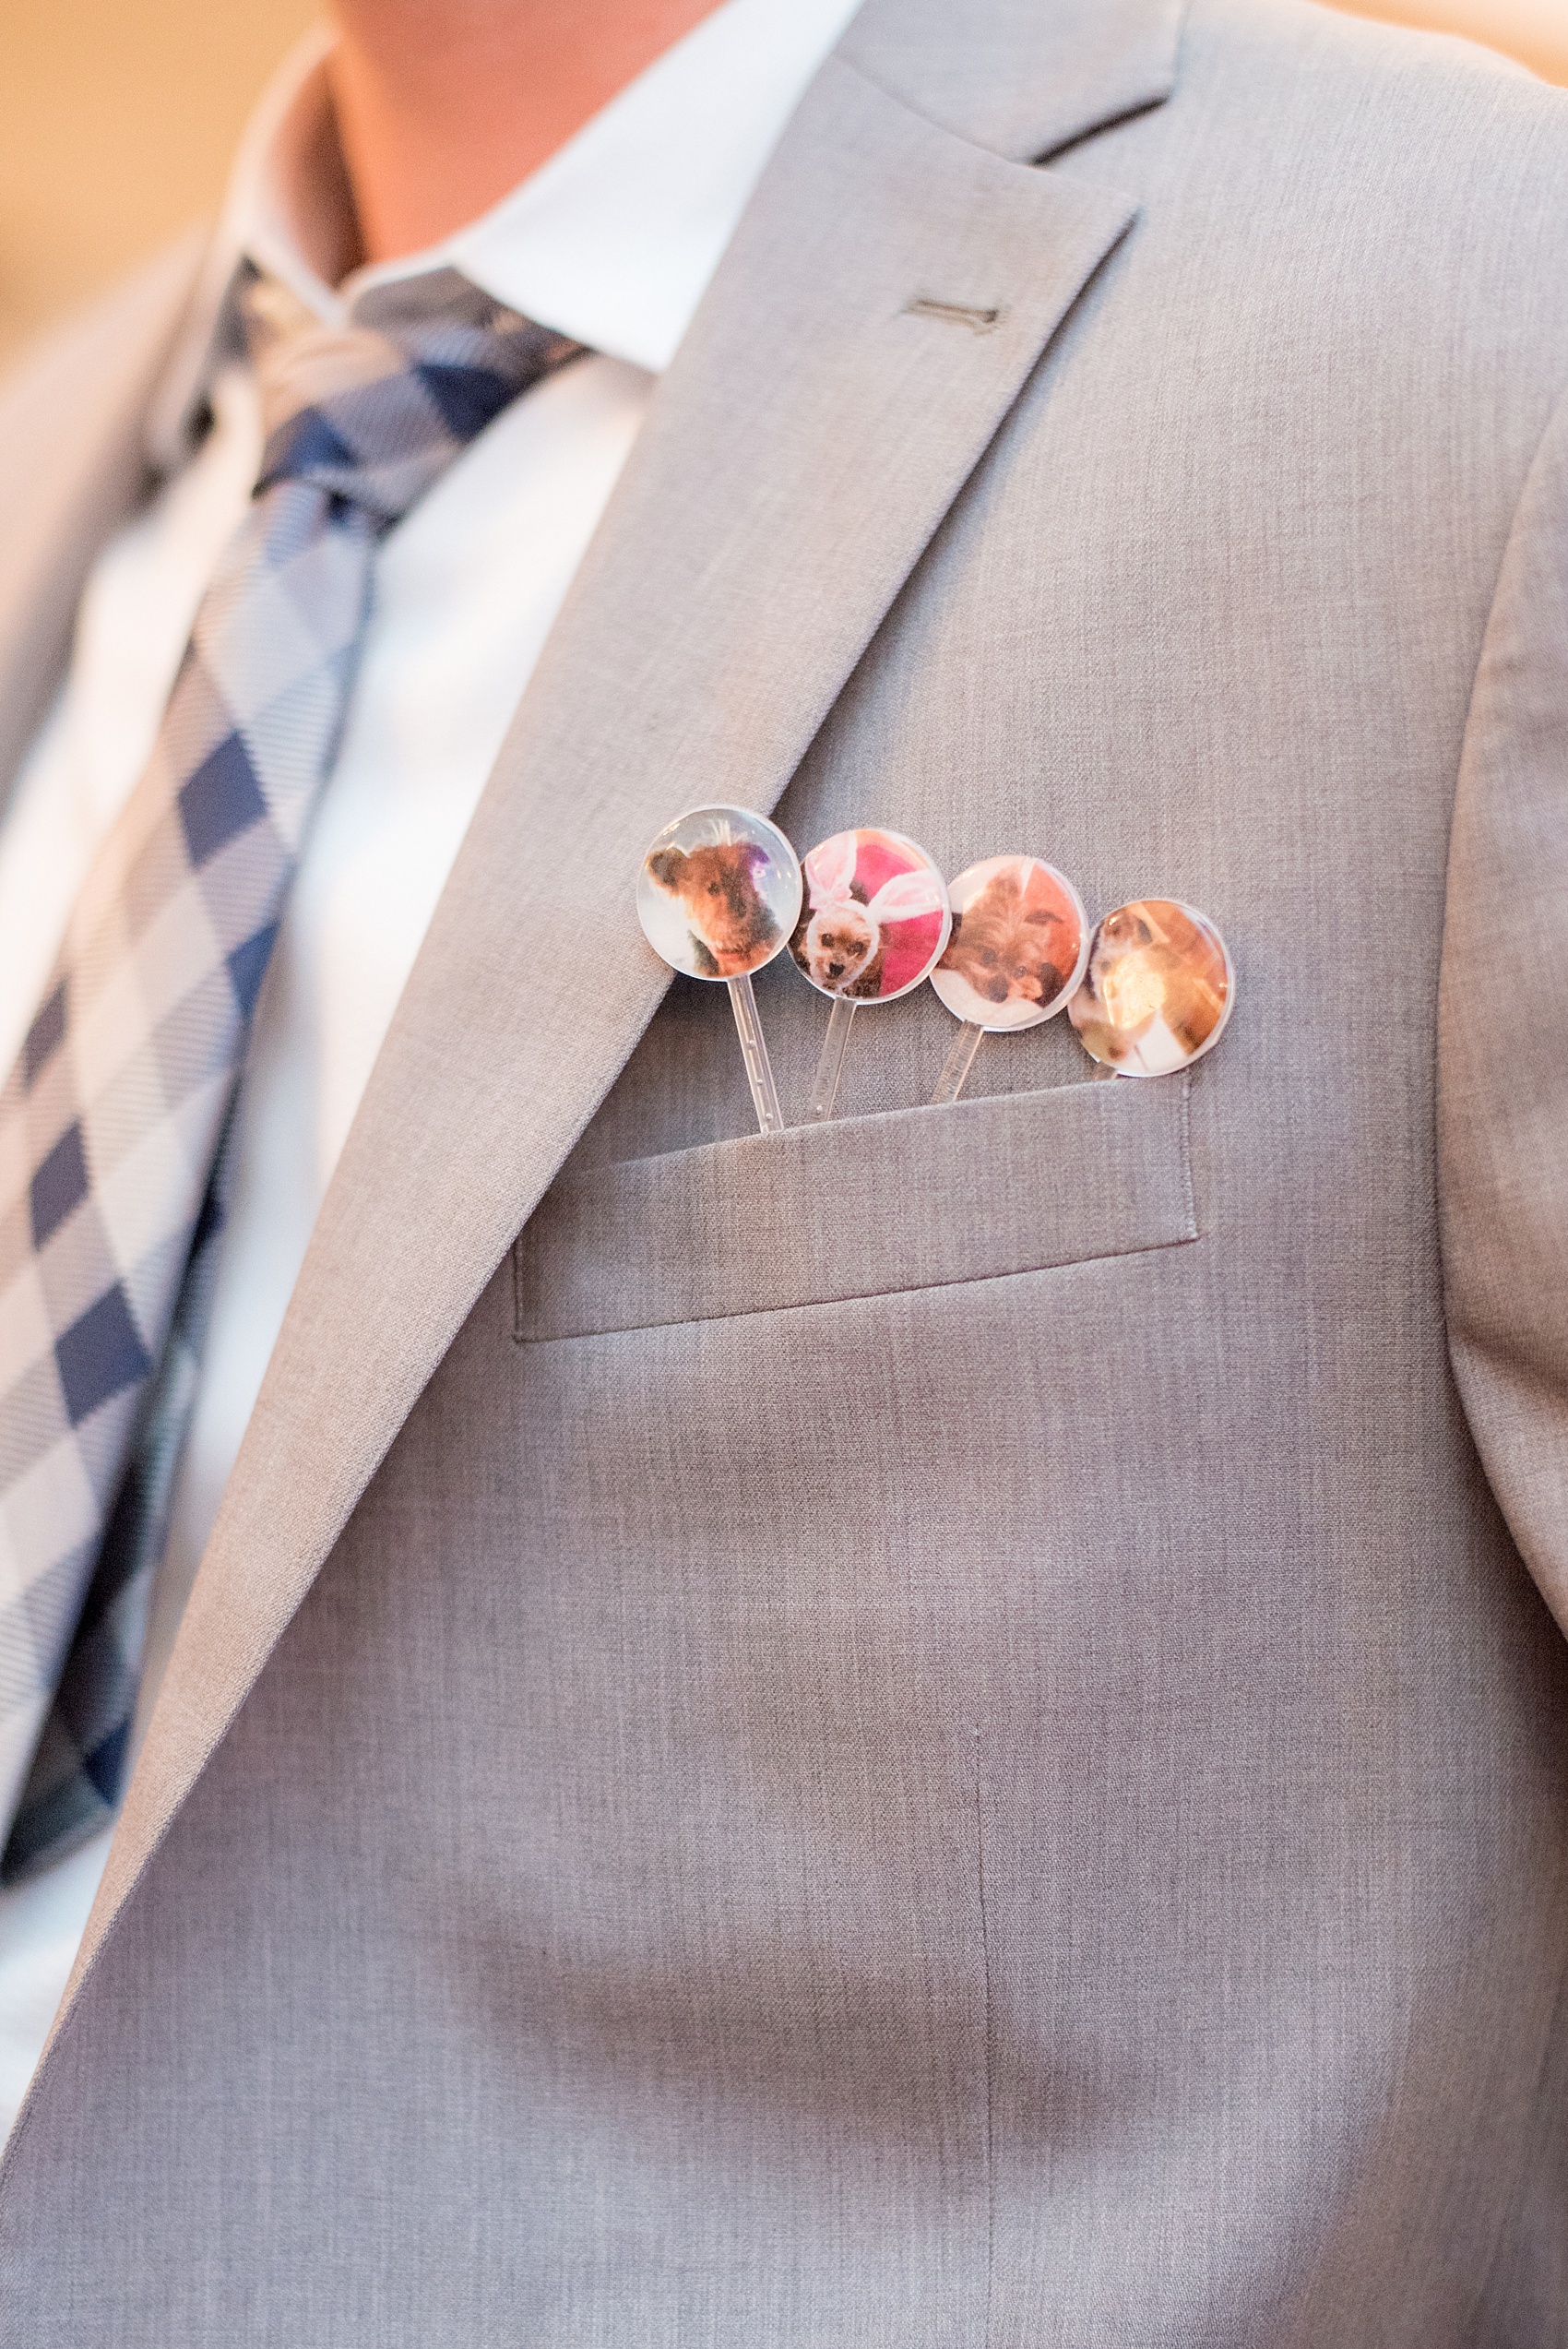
220;0;863;377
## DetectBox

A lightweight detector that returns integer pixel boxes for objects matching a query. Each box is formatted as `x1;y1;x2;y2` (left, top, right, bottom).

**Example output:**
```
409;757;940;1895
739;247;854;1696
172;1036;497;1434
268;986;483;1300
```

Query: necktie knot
238;263;581;527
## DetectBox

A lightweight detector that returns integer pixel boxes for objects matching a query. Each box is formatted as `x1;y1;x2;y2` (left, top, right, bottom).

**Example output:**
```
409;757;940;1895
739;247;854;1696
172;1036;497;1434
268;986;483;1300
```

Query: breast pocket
514;1075;1199;1343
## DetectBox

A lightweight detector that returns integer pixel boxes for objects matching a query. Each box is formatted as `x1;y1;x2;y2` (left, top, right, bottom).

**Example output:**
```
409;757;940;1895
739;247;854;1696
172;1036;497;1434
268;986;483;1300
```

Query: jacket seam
1439;371;1568;2319
1436;375;1568;1333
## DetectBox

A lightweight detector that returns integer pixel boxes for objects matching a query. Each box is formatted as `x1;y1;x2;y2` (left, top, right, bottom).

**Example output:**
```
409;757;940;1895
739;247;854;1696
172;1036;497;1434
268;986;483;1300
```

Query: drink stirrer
789;827;952;1121
927;854;1089;1103
637;805;802;1136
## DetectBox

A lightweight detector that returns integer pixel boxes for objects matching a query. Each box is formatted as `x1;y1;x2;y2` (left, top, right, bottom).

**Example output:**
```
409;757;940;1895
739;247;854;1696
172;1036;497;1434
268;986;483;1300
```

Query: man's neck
327;0;730;267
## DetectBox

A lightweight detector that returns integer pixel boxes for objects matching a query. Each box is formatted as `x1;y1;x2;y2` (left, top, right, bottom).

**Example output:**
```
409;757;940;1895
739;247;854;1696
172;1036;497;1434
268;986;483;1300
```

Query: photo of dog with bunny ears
789;828;950;1001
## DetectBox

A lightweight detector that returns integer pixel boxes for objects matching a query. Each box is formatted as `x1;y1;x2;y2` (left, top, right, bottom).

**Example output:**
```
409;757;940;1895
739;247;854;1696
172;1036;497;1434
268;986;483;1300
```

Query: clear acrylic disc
1068;898;1234;1077
930;854;1088;1032
788;827;951;1004
637;805;802;982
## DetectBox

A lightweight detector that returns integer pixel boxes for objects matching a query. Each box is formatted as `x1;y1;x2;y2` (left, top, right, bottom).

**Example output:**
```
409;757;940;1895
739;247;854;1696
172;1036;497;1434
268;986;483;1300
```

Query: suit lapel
841;0;1184;161
65;6;1179;2000
0;233;208;816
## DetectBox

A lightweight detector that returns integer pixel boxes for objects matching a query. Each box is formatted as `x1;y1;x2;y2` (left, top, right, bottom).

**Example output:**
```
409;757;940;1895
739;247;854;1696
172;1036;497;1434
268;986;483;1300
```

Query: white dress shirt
0;0;861;2138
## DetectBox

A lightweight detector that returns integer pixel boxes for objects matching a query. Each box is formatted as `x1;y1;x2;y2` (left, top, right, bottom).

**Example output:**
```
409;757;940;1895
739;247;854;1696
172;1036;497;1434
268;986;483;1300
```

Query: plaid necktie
0;264;579;1880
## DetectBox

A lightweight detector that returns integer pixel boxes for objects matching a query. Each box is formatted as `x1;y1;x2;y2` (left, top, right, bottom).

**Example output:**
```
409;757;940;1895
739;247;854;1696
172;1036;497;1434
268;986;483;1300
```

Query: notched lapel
841;0;1185;163
59;61;1144;2010
0;233;207;815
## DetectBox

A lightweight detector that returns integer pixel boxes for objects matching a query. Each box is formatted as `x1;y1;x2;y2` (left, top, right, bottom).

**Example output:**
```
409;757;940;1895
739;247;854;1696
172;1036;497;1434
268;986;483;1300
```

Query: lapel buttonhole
902;295;1005;333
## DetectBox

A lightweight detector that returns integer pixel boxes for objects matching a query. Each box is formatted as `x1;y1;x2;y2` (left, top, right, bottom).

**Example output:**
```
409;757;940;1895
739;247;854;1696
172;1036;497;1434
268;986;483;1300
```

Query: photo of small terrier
794;898;885;997
932;855;1087;1031
1068;898;1231;1076
645;839;781;977
637;806;802;984
788;828;949;1001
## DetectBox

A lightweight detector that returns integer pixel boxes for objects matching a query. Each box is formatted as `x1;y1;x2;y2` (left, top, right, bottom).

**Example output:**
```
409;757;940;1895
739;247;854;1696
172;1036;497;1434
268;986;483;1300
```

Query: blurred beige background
0;0;318;365
0;0;1564;370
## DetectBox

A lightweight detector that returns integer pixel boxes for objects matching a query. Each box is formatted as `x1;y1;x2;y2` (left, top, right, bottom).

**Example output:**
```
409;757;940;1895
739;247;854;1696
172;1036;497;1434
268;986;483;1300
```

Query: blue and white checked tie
0;263;579;1879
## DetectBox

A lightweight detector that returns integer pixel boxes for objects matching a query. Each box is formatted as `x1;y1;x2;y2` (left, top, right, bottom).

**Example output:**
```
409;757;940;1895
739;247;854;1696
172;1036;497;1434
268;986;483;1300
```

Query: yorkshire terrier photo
644;840;781;977
790;894;886;998
789;829;949;999
939;861;1075;1011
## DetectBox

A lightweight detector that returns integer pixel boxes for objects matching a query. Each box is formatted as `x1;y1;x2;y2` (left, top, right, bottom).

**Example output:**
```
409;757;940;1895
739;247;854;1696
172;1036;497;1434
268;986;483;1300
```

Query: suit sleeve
1441;383;1568;1639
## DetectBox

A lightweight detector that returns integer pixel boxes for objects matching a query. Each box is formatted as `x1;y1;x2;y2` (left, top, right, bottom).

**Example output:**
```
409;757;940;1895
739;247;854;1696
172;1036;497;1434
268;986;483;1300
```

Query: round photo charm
1068;898;1234;1078
637;805;802;1138
931;854;1089;1033
788;827;951;1004
637;805;802;983
790;826;952;1122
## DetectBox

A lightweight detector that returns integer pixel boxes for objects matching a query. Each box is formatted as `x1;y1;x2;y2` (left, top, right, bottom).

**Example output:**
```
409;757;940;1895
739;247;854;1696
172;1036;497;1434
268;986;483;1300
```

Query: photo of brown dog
647;841;778;976
637;806;802;982
788;828;950;1002
1067;897;1233;1076
931;854;1087;1031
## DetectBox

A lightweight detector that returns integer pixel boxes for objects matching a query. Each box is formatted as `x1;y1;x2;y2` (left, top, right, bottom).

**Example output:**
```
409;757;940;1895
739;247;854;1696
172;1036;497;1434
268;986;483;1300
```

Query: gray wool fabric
4;0;1568;2339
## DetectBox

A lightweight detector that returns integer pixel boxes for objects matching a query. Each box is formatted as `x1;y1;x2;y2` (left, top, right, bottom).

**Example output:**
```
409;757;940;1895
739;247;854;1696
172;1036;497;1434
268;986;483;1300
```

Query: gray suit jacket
3;0;1568;2337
